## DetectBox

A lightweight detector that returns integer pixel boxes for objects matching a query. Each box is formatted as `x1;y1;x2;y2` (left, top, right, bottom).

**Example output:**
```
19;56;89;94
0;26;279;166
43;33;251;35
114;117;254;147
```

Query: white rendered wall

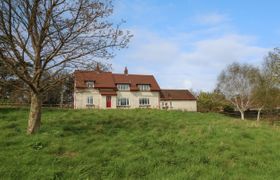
160;100;197;111
74;89;160;109
74;89;101;109
116;91;160;109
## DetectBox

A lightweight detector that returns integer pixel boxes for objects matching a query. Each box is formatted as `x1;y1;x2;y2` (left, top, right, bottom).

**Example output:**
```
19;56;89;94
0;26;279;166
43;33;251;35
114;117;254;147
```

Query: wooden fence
220;110;279;118
0;102;73;109
220;110;280;125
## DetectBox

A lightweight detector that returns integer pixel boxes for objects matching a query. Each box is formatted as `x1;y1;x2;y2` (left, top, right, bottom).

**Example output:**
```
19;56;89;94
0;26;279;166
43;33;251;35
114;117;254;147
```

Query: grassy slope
0;108;280;179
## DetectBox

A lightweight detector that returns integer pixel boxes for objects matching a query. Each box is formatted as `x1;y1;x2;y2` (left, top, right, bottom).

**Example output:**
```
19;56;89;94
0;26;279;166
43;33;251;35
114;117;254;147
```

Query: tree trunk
60;90;64;108
27;93;42;134
257;107;263;122
240;111;245;120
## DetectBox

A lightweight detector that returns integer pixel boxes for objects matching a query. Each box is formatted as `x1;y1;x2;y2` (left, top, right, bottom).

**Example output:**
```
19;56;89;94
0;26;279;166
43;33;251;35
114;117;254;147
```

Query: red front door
106;96;111;108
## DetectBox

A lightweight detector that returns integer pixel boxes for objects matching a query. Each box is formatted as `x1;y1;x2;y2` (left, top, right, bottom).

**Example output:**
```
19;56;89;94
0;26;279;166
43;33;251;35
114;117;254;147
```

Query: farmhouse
74;67;197;111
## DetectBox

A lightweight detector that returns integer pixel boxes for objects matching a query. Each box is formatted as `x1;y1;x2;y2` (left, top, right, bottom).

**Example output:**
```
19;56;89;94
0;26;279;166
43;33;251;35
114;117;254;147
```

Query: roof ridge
74;70;112;73
75;71;155;77
112;73;154;76
161;89;190;91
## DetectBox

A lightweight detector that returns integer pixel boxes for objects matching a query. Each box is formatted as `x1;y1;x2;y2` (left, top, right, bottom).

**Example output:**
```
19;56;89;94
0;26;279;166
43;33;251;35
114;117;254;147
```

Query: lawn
0;108;280;179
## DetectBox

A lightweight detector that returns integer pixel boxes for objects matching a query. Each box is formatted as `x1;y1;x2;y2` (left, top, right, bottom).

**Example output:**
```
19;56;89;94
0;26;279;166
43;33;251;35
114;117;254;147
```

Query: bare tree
252;73;274;121
252;50;280;122
81;61;112;72
0;0;132;134
217;63;259;120
264;48;280;85
0;60;30;102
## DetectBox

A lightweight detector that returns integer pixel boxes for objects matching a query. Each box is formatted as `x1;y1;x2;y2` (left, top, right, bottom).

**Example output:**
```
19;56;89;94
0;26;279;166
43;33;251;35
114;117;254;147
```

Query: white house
74;67;197;111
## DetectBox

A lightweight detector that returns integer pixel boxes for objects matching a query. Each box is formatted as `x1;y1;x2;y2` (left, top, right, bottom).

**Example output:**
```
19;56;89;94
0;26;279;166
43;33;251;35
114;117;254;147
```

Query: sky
109;0;280;91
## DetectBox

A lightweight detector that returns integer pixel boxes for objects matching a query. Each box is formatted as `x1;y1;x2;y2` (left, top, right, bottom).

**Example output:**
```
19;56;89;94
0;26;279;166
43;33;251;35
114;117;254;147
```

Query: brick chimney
124;66;128;75
96;63;101;73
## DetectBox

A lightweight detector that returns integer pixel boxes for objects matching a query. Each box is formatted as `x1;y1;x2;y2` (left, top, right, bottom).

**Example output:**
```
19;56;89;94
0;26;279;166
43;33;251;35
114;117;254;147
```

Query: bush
197;91;229;112
223;105;234;112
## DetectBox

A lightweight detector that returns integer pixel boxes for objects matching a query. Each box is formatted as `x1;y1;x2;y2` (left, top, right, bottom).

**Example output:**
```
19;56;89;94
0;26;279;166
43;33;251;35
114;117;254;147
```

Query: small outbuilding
160;89;197;111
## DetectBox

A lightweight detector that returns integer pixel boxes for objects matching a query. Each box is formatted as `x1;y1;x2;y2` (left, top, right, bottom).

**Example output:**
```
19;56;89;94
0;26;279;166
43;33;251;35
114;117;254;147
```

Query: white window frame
139;98;150;107
86;81;94;88
117;98;129;107
117;84;130;91
87;96;94;105
138;84;151;91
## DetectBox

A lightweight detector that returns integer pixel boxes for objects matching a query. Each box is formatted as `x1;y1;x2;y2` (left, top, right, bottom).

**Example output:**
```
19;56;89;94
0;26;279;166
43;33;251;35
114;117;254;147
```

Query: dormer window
138;84;150;91
86;81;94;88
117;84;130;91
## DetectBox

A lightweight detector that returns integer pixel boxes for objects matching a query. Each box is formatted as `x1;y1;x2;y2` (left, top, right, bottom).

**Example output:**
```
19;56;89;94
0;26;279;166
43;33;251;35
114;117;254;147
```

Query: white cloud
194;12;230;25
174;35;268;90
112;10;270;92
113;29;269;91
182;34;268;67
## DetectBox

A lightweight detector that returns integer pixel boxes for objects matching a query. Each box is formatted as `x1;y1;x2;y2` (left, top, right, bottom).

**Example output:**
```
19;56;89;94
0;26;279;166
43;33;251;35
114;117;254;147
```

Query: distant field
1;108;280;179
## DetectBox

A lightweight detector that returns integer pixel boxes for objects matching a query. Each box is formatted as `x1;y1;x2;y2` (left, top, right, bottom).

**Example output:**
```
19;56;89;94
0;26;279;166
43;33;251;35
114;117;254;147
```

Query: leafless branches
0;0;132;133
0;0;132;94
217;63;259;120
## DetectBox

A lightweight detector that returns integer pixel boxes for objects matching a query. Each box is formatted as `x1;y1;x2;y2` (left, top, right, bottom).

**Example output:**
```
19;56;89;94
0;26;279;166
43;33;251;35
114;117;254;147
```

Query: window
117;84;130;91
139;98;150;106
117;98;129;106
138;84;150;91
87;96;93;105
86;81;94;88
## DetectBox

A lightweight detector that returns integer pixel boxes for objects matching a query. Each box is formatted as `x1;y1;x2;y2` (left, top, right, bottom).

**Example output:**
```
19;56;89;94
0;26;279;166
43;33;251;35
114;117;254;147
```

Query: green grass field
1;108;280;179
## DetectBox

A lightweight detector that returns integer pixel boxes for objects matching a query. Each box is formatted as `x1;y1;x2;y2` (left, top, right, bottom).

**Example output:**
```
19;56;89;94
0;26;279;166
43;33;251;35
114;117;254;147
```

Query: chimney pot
96;63;101;73
124;67;128;75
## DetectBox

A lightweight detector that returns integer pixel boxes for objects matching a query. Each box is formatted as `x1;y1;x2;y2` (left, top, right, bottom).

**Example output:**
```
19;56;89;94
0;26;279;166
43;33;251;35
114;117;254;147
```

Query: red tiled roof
99;88;117;96
112;74;161;91
160;89;196;100
100;91;117;96
74;71;116;89
74;71;161;91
